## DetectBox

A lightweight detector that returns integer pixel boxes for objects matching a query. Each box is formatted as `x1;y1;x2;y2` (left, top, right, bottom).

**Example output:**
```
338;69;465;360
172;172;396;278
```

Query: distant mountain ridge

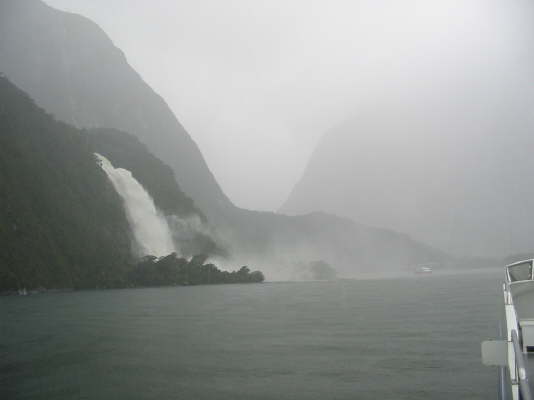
281;105;534;257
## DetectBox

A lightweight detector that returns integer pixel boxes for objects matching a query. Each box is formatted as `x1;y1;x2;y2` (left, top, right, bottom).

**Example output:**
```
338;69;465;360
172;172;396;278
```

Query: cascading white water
95;153;176;257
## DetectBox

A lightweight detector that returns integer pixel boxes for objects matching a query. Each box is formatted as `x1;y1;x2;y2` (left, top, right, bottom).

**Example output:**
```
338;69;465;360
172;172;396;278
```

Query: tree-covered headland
129;254;264;287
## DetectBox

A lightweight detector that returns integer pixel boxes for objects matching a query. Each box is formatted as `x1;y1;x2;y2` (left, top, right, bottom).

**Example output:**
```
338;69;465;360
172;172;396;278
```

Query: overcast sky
45;0;534;211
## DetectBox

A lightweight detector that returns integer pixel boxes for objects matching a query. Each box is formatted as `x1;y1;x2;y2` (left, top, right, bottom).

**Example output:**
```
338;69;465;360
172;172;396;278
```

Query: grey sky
44;0;534;211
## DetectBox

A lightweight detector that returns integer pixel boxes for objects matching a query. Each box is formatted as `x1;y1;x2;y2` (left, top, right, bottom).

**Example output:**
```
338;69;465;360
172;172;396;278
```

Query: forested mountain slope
0;76;131;289
0;0;231;216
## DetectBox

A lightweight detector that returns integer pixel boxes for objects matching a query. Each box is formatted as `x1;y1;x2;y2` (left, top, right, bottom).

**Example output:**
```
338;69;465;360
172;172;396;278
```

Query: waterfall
95;153;176;257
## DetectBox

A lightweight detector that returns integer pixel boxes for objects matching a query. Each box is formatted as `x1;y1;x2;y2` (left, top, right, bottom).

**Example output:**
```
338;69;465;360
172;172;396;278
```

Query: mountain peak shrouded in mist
37;0;534;211
0;0;231;217
270;0;534;259
281;94;534;258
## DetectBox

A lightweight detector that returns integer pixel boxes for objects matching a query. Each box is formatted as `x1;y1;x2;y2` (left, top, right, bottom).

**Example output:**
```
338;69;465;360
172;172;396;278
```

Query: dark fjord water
2;270;502;400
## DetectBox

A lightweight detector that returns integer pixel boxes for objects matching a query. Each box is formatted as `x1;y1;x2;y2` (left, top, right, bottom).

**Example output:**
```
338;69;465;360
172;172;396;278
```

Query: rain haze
3;1;534;398
45;0;534;212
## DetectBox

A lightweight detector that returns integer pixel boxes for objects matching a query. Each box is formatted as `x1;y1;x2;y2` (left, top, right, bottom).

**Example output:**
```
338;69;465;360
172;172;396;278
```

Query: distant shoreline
0;280;266;297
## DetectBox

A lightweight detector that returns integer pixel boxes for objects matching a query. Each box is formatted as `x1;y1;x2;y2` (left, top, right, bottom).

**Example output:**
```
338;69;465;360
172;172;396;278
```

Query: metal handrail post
512;330;533;400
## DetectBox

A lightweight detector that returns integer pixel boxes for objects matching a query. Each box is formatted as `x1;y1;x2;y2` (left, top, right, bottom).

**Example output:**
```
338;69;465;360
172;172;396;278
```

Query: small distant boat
18;288;28;296
414;266;432;274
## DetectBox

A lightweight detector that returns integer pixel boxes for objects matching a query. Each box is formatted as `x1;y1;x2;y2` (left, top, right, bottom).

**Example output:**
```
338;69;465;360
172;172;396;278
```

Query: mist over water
95;153;175;257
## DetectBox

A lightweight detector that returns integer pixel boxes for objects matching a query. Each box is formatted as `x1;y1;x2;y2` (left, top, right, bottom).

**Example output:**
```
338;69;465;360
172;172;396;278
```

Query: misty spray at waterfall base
95;153;175;257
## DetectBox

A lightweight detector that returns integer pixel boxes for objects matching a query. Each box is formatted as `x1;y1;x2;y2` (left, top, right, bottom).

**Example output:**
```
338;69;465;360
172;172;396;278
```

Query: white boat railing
511;329;532;400
482;263;534;400
504;278;533;400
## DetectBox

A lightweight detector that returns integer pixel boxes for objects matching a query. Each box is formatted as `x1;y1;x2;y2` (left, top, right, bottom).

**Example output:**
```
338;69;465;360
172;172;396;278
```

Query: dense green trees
128;253;264;287
0;76;132;290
